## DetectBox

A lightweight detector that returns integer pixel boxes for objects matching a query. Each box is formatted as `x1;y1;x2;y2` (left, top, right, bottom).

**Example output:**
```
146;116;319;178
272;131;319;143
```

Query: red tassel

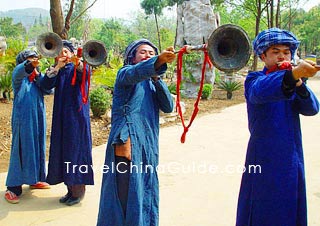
28;69;37;82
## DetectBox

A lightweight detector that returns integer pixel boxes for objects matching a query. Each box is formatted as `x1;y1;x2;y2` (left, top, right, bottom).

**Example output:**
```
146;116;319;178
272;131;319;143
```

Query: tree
0;17;26;38
50;0;98;39
140;0;166;51
64;0;90;41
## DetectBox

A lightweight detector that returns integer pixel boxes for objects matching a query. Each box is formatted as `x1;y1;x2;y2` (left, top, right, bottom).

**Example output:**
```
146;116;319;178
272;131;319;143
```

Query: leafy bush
0;71;13;100
92;52;122;91
200;83;213;99
89;87;112;117
218;80;243;99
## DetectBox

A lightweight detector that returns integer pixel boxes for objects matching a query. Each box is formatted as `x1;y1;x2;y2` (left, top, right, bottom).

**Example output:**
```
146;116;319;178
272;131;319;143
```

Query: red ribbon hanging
176;45;213;143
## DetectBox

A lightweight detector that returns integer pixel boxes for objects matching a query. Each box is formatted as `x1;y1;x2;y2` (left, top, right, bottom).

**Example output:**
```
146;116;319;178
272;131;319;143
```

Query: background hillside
0;8;50;30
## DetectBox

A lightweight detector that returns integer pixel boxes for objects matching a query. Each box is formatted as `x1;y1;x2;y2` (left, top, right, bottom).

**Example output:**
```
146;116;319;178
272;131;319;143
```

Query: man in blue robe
41;41;94;206
97;39;175;226
236;28;320;226
5;50;51;204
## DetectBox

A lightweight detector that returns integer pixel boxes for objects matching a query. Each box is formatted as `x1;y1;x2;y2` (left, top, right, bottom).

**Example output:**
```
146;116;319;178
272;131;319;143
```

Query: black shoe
65;196;81;206
59;193;72;203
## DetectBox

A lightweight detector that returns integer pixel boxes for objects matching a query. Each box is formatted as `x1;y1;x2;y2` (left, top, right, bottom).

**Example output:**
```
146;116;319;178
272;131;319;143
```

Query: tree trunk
227;91;232;100
276;0;281;27
154;12;161;52
50;0;64;36
252;0;262;71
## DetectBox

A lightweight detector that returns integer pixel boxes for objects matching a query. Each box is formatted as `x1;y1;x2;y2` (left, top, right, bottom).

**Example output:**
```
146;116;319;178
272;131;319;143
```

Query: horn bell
207;24;251;73
82;40;107;67
36;32;63;58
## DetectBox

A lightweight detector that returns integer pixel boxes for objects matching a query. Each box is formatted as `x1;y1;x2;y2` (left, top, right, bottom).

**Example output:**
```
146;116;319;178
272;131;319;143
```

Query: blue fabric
253;28;300;59
236;69;319;226
97;56;174;226
41;63;94;186
6;62;50;187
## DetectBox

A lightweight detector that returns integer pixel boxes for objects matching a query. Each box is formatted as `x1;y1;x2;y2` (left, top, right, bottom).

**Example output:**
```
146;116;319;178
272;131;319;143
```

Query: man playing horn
97;39;175;226
41;40;94;206
5;50;51;204
236;28;320;226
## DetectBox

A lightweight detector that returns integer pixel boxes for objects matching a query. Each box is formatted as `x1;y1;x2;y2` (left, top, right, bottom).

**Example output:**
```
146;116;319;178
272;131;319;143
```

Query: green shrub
200;83;213;99
0;71;13;100
89;87;112;117
218;80;243;99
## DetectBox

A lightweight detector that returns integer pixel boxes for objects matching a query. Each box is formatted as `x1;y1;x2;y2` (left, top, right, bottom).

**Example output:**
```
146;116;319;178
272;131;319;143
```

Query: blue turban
16;50;39;65
62;40;76;53
253;28;300;60
124;39;158;65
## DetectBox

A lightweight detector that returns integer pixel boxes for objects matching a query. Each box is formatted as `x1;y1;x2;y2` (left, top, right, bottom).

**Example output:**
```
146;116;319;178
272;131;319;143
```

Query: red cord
176;45;213;143
28;69;37;82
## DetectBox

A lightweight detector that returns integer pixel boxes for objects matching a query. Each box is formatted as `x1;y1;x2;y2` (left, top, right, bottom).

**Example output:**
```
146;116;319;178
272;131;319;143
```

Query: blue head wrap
253;28;300;60
124;39;159;65
16;50;39;65
62;40;76;53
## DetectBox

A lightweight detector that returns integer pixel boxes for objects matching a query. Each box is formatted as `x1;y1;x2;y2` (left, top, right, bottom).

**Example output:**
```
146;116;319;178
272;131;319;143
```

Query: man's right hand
155;46;176;69
292;59;320;79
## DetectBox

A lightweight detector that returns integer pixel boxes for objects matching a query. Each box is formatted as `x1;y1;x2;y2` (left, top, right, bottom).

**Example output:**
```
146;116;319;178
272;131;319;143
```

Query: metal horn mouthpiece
36;32;63;58
207;24;251;73
82;40;107;67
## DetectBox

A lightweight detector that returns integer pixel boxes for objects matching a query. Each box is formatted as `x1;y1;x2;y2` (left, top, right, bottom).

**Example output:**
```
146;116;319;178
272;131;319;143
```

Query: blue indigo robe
6;62;51;187
97;57;174;226
236;68;319;226
41;63;94;186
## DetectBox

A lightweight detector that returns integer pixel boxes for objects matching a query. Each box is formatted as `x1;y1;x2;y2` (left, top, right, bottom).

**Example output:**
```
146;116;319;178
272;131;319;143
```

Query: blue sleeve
293;86;319;116
116;56;167;86
245;71;293;104
153;79;174;113
41;74;58;90
35;73;54;95
12;62;29;95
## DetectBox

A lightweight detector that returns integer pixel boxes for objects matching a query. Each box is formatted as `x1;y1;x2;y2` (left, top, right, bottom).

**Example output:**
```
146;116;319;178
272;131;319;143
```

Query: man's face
132;44;156;64
58;47;73;60
260;44;291;69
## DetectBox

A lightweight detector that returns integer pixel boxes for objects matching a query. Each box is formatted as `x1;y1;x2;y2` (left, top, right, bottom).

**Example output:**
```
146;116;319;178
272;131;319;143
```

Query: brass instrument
36;32;107;67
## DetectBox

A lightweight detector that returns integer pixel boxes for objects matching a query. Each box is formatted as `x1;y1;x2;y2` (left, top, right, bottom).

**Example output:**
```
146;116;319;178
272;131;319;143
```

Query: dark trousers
115;156;130;217
67;184;86;199
7;186;22;196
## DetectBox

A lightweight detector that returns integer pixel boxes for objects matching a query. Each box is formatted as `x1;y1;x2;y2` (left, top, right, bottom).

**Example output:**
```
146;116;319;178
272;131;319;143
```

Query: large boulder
175;0;220;98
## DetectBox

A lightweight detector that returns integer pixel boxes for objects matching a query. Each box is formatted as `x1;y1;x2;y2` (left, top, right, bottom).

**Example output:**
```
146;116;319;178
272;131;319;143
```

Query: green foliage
64;0;90;40
167;81;185;95
282;6;320;55
39;57;54;72
0;71;13;100
92;52;122;90
0;17;26;38
201;83;213;100
141;0;165;15
218;80;243;100
127;11;175;51
89;87;112;118
214;69;221;84
182;52;202;83
93;18;138;55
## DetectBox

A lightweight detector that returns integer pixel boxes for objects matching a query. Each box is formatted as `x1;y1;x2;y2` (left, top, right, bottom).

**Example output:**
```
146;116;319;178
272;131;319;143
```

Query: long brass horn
82;40;107;67
207;24;251;73
36;32;63;58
